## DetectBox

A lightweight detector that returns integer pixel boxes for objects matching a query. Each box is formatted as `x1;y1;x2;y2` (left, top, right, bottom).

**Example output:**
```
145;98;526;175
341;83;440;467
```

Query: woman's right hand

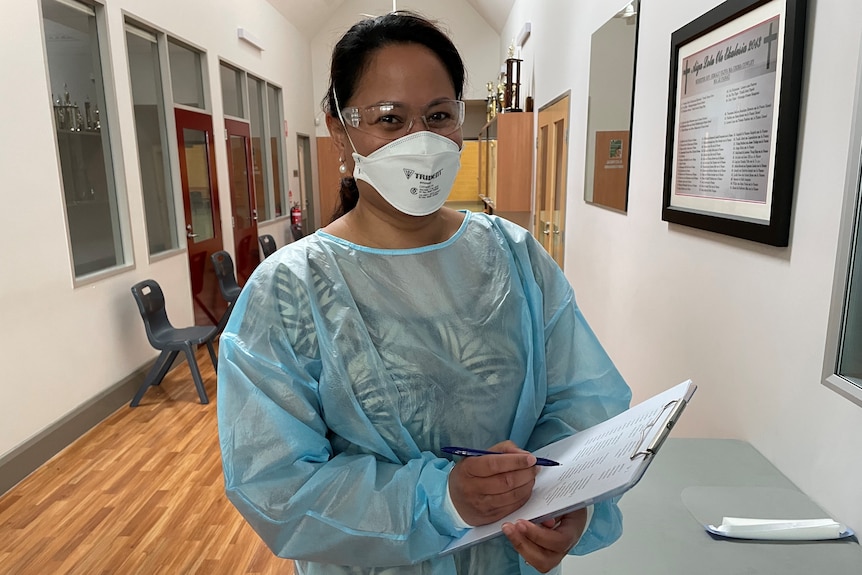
447;441;540;526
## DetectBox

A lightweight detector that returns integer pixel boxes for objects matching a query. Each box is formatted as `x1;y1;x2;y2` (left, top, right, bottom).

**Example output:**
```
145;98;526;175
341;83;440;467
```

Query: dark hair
324;11;466;222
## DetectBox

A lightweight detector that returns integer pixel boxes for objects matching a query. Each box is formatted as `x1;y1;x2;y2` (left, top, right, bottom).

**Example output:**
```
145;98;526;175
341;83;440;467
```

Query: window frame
219;59;248;121
166;36;211;113
246;73;289;223
40;0;133;285
123;19;183;260
246;74;268;221
265;81;288;221
823;38;862;409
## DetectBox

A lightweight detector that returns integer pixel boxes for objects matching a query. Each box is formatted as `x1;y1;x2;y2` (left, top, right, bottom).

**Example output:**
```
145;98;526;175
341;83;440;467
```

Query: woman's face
332;42;463;172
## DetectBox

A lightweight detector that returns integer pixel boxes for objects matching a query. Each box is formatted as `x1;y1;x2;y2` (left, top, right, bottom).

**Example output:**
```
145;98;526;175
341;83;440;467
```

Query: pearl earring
338;161;347;174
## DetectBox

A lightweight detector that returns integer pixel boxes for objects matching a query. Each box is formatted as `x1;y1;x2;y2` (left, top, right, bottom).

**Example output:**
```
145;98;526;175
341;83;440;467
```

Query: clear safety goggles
339;99;465;141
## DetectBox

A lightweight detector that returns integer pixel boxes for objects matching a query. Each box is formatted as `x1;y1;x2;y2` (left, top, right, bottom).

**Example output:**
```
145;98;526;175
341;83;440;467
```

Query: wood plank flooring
0;344;294;574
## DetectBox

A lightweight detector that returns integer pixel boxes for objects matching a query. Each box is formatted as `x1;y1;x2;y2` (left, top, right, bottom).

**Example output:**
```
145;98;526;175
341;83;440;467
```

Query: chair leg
184;344;210;405
206;340;218;372
150;350;180;388
130;350;179;407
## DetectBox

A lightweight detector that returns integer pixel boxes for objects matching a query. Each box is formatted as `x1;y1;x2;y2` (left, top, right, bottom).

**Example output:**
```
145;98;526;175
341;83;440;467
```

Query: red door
225;118;260;283
175;108;227;326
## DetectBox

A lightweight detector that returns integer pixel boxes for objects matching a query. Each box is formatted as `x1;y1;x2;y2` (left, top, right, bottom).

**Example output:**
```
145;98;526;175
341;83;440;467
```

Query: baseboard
0;356;181;496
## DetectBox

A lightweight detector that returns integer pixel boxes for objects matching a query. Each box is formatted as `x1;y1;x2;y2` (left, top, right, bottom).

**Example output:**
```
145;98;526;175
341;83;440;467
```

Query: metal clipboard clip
629;398;689;460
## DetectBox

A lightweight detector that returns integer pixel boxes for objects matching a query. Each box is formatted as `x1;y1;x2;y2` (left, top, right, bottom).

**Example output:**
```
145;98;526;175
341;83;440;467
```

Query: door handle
186;224;198;239
252;208;258;221
542;221;551;236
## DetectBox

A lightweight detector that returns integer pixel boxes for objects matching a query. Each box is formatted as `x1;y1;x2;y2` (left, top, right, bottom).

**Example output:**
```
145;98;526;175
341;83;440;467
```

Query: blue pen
442;446;561;467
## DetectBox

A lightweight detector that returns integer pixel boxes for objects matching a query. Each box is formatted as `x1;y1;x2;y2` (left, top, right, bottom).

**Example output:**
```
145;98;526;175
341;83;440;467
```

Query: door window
183;128;215;243
226;120;260;282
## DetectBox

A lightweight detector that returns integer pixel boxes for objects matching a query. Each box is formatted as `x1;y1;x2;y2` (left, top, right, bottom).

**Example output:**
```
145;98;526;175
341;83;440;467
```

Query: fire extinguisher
290;204;302;226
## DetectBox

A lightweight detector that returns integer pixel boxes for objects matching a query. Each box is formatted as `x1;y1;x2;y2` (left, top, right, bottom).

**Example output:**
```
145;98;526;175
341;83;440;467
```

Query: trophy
54;96;66;130
486;81;497;122
74;104;84;132
504;42;523;112
53;84;88;131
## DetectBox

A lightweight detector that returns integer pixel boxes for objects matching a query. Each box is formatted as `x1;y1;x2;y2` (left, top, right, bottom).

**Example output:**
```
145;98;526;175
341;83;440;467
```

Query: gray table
563;438;861;574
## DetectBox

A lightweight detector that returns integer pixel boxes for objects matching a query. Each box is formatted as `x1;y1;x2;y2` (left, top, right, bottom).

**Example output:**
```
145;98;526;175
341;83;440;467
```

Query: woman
217;11;631;575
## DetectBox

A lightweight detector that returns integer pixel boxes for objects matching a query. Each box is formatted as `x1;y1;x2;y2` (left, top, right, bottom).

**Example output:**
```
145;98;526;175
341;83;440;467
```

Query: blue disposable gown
218;212;632;575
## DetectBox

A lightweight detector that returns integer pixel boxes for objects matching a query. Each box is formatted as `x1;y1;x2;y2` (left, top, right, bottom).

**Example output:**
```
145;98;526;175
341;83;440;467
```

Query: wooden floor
0;344;295;575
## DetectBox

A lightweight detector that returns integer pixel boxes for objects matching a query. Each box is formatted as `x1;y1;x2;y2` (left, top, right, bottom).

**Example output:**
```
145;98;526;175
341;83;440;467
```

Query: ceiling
265;0;515;40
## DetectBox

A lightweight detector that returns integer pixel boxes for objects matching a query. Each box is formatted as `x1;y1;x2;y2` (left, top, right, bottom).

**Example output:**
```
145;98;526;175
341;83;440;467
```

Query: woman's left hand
501;508;588;573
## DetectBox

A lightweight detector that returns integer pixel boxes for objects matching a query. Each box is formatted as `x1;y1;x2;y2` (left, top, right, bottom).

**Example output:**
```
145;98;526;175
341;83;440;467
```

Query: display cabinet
478;112;534;215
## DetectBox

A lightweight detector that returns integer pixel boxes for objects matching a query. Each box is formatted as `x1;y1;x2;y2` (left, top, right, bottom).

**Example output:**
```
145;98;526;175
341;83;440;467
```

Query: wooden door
316;136;342;226
225;118;259;283
297;133;316;231
495;113;533;213
534;94;570;268
175;108;226;326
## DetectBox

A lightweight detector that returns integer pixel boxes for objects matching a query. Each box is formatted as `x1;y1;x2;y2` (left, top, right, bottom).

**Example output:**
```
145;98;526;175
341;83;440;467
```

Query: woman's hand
501;508;588;573
447;441;539;526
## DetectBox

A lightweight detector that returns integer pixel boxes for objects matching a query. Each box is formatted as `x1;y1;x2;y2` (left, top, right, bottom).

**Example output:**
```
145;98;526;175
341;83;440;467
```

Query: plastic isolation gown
218;211;632;575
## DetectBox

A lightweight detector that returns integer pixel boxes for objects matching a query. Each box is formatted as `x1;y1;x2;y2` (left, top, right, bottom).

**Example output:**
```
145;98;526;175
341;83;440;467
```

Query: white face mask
350;131;462;217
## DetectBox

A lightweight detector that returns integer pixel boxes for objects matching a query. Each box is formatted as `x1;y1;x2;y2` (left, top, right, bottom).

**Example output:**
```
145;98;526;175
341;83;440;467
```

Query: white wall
504;0;862;531
310;0;501;138
0;0;314;460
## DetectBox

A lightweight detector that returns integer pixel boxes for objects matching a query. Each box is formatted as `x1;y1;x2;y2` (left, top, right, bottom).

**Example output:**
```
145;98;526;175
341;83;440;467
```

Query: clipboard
441;379;697;555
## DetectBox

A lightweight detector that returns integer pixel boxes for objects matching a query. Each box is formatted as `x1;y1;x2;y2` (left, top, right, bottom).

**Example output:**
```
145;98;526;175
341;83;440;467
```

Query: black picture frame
662;0;807;246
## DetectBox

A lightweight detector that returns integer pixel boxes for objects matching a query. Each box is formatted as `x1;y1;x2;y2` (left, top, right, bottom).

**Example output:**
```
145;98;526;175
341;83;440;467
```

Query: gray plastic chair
129;279;218;407
210;250;242;332
258;234;277;258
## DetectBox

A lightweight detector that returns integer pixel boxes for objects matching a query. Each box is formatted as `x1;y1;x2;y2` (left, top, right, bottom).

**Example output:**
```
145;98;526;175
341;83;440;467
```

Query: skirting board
0;354;185;496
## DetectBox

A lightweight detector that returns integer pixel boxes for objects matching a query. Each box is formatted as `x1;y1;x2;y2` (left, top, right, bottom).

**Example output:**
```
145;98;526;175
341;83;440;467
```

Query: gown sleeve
518;232;633;556
217;258;467;568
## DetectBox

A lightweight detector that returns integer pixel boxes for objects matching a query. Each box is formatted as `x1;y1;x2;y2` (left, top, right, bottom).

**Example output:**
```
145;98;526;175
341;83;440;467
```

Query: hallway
0;347;293;575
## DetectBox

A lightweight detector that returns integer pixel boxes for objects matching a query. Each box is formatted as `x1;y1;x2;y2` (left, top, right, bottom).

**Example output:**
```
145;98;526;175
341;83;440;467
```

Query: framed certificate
662;0;807;246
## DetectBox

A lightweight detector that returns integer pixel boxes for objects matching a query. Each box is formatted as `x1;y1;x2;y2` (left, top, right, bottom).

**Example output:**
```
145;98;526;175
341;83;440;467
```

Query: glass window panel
183;128;215;242
267;84;285;218
229;135;252;226
554;120;565;211
248;76;270;220
42;0;123;277
220;63;244;118
168;39;204;108
838;223;862;384
126;26;177;255
538;125;549;207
